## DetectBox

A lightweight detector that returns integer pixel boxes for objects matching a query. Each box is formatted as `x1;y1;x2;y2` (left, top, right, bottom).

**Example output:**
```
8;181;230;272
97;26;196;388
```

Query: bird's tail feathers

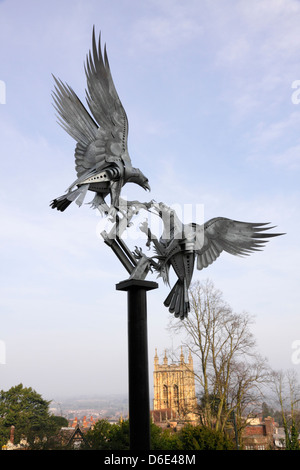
50;185;89;212
164;279;190;320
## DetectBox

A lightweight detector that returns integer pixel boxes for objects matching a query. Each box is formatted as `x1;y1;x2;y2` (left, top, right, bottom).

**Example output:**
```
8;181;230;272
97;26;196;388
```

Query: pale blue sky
0;0;299;401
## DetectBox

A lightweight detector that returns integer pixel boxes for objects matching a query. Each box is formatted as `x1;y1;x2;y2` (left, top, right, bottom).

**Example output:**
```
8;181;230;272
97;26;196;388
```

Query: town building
152;348;198;428
1;425;28;451
242;416;281;450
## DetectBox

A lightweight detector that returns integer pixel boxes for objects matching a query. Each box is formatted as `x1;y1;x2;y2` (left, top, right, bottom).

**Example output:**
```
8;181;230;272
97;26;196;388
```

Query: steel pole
116;279;158;451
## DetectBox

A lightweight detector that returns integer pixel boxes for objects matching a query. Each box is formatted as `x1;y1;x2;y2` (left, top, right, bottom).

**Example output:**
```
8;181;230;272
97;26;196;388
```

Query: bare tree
168;279;270;434
271;369;300;449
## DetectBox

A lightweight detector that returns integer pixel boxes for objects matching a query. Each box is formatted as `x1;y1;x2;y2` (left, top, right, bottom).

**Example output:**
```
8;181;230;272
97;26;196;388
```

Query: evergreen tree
0;383;64;449
85;419;234;450
288;420;300;450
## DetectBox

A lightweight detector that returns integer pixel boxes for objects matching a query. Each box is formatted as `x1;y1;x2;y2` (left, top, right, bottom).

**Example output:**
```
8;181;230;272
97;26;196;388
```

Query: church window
163;385;168;407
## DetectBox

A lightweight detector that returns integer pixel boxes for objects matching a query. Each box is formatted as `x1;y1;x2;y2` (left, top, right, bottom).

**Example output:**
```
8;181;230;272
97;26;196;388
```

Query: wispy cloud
246;111;300;169
129;0;203;54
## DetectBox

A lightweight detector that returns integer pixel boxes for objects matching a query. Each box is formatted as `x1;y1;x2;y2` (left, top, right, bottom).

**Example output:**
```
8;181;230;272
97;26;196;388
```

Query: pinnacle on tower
163;350;168;365
154;348;159;368
180;346;185;363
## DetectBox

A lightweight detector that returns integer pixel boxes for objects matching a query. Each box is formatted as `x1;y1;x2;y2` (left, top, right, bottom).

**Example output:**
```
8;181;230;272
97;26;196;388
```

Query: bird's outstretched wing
52;27;130;179
52;76;98;156
85;28;129;156
192;218;284;270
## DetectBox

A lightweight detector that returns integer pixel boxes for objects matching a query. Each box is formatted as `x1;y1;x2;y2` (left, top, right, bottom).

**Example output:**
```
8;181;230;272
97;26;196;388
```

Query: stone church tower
153;348;198;423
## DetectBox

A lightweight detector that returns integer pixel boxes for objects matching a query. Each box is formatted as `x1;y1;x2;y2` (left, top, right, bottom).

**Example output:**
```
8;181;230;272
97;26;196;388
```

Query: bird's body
50;28;150;216
141;202;284;319
147;204;196;318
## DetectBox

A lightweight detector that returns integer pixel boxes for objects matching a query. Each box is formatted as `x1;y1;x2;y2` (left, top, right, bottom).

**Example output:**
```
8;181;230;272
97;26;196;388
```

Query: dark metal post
116;279;158;451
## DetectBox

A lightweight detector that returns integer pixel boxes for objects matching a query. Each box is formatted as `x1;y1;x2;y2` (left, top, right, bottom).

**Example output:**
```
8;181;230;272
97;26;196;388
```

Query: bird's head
127;168;151;191
152;202;183;242
152;202;173;218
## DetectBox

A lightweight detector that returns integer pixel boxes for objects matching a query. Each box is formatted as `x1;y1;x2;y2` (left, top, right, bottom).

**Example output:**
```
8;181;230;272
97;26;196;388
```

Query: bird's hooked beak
143;181;151;191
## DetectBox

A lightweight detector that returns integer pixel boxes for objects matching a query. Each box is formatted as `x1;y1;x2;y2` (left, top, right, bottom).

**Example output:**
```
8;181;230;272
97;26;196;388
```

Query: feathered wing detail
52;28;131;181
52;76;98;148
193;218;284;271
51;28;150;214
84;28;131;166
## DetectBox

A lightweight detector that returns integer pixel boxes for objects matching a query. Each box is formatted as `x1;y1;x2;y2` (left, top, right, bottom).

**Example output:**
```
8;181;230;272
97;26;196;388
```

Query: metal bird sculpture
49;28;285;324
50;28;150;217
139;202;284;320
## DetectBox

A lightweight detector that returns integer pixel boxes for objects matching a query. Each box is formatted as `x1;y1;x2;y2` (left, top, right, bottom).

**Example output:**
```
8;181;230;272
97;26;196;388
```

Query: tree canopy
83;419;234;450
0;383;67;449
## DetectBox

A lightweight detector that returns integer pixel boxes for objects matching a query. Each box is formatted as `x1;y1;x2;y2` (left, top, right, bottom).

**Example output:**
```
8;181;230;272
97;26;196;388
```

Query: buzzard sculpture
50;29;285;322
50;28;150;217
139;202;284;319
